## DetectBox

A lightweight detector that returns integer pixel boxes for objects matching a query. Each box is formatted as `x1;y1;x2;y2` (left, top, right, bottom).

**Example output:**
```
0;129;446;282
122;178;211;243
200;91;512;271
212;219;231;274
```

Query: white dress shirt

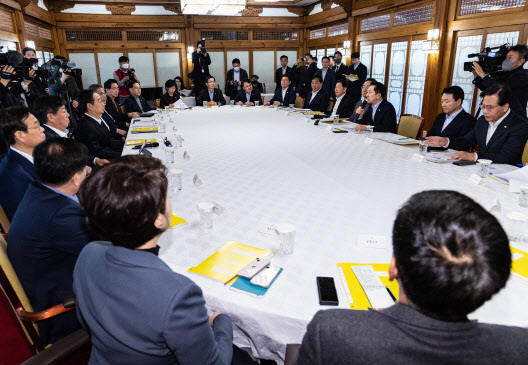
441;108;464;132
282;88;288;101
309;89;321;105
45;124;69;138
10;146;34;163
84;113;111;132
332;94;345;115
486;109;510;145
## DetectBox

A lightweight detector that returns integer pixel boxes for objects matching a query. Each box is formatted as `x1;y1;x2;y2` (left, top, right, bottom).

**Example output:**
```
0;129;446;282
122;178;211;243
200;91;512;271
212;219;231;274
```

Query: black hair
34;96;67;125
312;75;323;83
280;55;288;60
335;78;348;89
480;83;511;106
165;79;176;89
174;76;186;89
0;107;30;146
34;138;88;186
509;44;528;64
351;52;360;59
88;84;103;92
321;56;330;62
242;78;252;86
22;47;36;56
393;190;511;318
104;79;118;91
78;89;96;114
251;75;259;80
334;51;343;57
232;58;241;65
79;155;168;249
281;74;291;82
118;56;129;63
127;80;140;89
442;86;465;102
205;75;215;83
370;81;387;99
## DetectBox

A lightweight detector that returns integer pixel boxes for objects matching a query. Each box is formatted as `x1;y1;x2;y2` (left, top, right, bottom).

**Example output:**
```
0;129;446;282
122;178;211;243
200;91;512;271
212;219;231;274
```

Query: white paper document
496;166;528;193
351;265;395;309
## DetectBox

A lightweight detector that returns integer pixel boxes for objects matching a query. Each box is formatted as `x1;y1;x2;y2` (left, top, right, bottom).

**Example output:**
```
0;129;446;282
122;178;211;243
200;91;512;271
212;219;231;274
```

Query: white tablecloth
124;107;527;363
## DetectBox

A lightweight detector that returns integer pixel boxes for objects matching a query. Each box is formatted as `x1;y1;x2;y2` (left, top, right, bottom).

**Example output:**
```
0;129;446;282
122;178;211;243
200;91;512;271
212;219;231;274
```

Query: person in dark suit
354;81;397;133
197;76;226;106
349;78;376;123
275;55;294;90
74;90;123;160
7;138;95;346
303;75;330;113
426;86;476;139
294;54;318;98
0;107;44;221
316;57;336;100
295;190;528;365
329;79;355;119
190;41;211;101
104;79;137;123
89;84;127;140
159;79;181;108
226;58;249;100
74;156;257;365
472;44;528;117
347;52;368;104
332;51;349;81
266;74;296;106
124;81;152;114
426;84;528;165
235;79;262;106
250;75;264;93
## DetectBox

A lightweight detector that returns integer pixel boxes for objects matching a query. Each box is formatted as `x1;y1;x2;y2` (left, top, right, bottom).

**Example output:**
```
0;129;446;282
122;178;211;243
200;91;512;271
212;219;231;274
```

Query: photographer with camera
190;40;211;102
22;47;48;96
471;44;528;117
113;56;139;104
0;50;40;111
47;56;81;131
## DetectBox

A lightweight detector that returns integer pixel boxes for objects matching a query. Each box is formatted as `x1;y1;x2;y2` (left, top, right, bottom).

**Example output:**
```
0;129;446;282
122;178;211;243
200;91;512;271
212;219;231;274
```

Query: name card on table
364;137;373;144
259;221;277;235
412;153;426;163
212;201;227;216
357;234;387;249
326;125;334;131
193;173;203;186
183;151;190;160
469;174;484;186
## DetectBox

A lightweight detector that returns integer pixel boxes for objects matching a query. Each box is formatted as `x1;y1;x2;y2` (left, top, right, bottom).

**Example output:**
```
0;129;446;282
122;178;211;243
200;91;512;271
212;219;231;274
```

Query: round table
124;107;528;364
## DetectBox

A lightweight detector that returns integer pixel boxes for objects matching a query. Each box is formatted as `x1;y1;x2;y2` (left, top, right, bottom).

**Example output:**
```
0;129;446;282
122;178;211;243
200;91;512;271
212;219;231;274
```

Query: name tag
357;234;387;249
412;153;426;163
469;174;484;186
365;137;373;144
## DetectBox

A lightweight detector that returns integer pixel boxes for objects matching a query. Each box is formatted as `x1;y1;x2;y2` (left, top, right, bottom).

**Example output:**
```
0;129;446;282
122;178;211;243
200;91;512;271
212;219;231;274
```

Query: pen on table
398;137;410;140
386;287;397;303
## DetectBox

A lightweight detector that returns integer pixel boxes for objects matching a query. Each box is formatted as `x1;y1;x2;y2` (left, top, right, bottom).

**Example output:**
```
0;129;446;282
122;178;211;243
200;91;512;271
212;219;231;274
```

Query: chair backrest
398;114;424;139
522;140;528;165
20;329;91;365
327;100;334;113
0;235;42;350
262;82;266;93
0;204;10;234
155;99;160;108
119;104;125;114
294;96;304;108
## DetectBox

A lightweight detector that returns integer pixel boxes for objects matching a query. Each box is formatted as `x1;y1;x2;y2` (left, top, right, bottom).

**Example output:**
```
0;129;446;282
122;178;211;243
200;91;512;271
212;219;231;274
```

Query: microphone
5;50;23;66
356;99;367;120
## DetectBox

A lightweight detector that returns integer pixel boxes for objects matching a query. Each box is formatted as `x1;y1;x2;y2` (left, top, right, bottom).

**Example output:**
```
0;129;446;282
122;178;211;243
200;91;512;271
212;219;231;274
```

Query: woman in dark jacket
159;79;180;108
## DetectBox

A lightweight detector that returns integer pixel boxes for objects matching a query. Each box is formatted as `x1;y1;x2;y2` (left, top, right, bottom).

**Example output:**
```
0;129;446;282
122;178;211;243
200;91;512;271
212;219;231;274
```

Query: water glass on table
158;122;166;133
169;168;182;192
197;202;215;229
333;114;339;126
203;101;208;108
289;104;294;112
477;159;492;178
366;125;374;139
519;184;528;208
419;140;428;156
255;100;260;107
164;146;175;164
275;223;295;255
230;100;235;107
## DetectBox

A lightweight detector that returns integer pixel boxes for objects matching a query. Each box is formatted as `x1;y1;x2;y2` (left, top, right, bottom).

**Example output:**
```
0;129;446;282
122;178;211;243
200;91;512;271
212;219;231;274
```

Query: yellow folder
511;246;528;282
188;241;274;284
125;138;157;146
131;127;158;133
337;263;399;310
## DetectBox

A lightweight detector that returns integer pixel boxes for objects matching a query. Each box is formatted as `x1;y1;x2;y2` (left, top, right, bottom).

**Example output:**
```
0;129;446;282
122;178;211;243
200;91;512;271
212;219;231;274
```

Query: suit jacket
225;68;249;99
294;303;528;365
347;63;368;103
303;89;330;113
331;93;356;119
316;68;336;99
197;88;226;105
294;63;318;98
73;241;234;365
124;95;152;114
0;148;35;221
331;63;349;80
159;92;181;108
473;67;528;118
270;86;296;106
234;88;262;105
275;66;294;89
360;99;397;133
105;97;129;129
348;99;371;123
74;114;122;160
42;125;96;167
8;181;95;345
449;111;528;165
427;109;476;139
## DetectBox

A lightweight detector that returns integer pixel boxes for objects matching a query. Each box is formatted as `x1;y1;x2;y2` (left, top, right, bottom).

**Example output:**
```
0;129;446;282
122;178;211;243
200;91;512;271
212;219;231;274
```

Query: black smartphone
316;277;339;306
333;130;348;133
453;160;477;166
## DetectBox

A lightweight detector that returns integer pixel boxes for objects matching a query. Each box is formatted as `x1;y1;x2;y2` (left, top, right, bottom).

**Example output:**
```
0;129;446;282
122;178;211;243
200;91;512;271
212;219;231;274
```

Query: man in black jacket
355;81;397;133
329;79;355;119
347;52;368;104
266;74;296;106
303;75;330;113
426;86;476;139
294;54;318;98
104;79;136;123
332;51;349;80
190;41;211;101
472;44;528;117
225;58;248;100
426;84;528;165
124;81;151;114
234;79;262;106
275;55;294;90
198;76;226;106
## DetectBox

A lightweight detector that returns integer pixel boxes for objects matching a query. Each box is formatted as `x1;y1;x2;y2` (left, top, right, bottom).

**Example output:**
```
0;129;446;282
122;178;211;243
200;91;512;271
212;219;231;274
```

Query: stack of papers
426;150;455;163
374;133;419;145
496;166;528;192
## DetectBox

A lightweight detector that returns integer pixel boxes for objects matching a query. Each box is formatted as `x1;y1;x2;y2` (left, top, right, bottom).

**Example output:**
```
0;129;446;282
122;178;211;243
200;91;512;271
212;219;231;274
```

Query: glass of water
333;114;339;125
169;168;182;192
419;140;428;156
164;146;175;164
255;100;259;107
203;101;208;108
289;104;294;112
477;159;492;178
519;184;528;208
230;100;235;107
366;125;374;139
275;223;295;255
197;202;214;229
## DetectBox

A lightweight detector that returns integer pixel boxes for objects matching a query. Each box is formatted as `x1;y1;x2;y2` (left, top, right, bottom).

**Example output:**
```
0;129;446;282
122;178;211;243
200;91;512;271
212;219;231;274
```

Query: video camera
463;43;510;74
46;56;82;78
198;40;206;54
0;49;36;81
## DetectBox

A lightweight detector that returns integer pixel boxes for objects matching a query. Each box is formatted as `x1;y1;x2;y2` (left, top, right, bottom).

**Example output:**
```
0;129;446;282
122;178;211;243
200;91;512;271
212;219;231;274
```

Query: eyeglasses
26;125;41;131
479;103;500;111
110;87;119;90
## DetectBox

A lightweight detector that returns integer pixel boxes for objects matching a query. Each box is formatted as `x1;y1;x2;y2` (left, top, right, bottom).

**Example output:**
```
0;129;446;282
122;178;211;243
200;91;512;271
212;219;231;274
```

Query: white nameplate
259;221;277;235
212;201;227;216
183;151;190;160
365;137;373;144
193;173;203;186
469;174;484;186
326;125;334;131
357;234;387;249
412;153;426;163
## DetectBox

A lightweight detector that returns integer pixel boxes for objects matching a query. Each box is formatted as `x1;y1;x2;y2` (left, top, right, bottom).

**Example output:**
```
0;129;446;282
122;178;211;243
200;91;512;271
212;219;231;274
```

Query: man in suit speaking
354;81;397;133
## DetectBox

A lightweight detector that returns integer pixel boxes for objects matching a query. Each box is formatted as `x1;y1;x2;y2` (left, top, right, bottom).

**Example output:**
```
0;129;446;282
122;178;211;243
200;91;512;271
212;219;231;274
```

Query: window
387;41;408;120
310;28;327;40
393;5;433;26
360;14;390;32
371;43;388;84
360;43;372;76
328;23;348;37
405;41;428;117
460;0;525;16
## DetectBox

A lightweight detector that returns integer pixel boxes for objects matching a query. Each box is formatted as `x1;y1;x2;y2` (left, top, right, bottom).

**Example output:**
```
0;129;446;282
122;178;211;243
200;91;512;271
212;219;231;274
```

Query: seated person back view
266;74;296;106
235;79;262;106
73;156;256;365
0;107;44;221
7;138;95;345
198;76;226;106
74;89;123;160
295;190;528;365
303;75;329;113
426;84;528;165
427;85;476;139
124;80;152;114
354;81;397;133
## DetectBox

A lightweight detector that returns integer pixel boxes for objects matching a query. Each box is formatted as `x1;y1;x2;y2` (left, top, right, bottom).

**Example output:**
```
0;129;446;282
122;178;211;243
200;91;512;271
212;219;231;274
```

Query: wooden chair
120;104;126;114
0;235;75;352
522;140;528;165
294;96;304;109
261;95;265;105
327;100;334;113
155;99;161;108
0;204;10;234
397;114;425;139
262;82;266;93
285;344;301;365
20;329;91;365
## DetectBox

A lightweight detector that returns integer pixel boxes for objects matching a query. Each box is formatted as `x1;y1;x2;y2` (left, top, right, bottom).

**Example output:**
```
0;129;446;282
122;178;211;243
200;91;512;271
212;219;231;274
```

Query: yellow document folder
337;263;399;310
131;127;158;133
188;241;274;284
511;246;528;282
125;138;157;146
